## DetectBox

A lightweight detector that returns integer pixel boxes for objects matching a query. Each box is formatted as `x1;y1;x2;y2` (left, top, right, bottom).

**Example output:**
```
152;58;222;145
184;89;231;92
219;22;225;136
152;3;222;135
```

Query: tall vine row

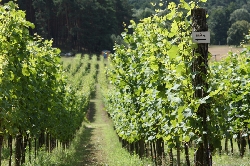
0;2;91;165
106;0;250;165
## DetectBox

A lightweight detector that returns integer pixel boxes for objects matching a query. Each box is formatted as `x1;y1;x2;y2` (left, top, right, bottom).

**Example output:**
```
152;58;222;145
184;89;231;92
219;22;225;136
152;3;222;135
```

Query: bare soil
208;45;243;61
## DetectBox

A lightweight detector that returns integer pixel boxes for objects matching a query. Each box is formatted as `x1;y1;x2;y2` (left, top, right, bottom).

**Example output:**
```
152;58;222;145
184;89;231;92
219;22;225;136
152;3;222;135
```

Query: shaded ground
78;84;109;166
209;45;243;61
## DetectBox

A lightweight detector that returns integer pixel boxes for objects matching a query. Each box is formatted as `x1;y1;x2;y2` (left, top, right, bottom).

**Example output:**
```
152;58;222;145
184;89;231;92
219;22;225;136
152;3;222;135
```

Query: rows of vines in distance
0;2;96;165
104;0;250;165
36;54;98;165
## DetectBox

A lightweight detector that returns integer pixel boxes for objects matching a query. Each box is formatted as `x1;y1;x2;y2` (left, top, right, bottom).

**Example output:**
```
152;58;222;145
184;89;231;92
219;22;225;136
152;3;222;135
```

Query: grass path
75;62;151;166
73;58;250;166
78;84;110;166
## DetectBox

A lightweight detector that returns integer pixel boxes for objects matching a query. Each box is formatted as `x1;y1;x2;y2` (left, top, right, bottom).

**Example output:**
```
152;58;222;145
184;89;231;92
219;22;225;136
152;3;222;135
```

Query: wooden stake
191;8;211;166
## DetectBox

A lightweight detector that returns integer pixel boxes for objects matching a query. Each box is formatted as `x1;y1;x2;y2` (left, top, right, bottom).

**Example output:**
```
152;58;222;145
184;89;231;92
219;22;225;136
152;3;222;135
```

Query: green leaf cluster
107;0;210;147
103;1;250;160
106;0;250;154
209;47;250;140
0;2;92;143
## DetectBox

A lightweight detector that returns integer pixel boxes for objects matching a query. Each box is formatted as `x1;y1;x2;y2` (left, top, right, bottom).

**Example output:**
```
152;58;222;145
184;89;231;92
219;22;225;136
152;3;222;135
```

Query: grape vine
105;0;250;164
0;2;95;165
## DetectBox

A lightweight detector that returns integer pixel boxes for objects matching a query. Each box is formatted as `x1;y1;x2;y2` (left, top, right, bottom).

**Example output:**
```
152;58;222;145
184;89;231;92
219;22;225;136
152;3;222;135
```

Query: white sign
192;31;210;43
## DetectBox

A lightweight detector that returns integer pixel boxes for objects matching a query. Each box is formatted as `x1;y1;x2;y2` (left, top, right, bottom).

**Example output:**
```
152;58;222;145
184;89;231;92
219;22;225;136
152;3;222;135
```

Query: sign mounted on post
192;31;210;43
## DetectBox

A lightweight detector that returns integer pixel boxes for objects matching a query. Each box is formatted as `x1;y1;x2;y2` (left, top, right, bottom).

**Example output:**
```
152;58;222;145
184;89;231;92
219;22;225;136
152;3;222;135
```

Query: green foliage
0;0;133;52
128;0;169;9
229;8;250;23
206;1;249;45
132;8;155;22
107;0;212;146
105;0;250;164
0;0;90;148
209;44;250;141
227;20;250;46
208;7;230;45
129;0;250;45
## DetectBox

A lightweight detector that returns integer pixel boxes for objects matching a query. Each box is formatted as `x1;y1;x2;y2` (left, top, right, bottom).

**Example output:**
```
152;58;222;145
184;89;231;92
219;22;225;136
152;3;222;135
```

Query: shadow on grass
64;88;100;165
87;87;97;123
71;126;97;166
87;101;96;123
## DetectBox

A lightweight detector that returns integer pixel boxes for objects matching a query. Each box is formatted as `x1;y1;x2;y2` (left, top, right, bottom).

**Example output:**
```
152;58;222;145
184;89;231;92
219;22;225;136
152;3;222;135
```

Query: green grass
213;154;250;166
169;144;250;166
212;141;250;166
97;107;152;165
87;82;153;166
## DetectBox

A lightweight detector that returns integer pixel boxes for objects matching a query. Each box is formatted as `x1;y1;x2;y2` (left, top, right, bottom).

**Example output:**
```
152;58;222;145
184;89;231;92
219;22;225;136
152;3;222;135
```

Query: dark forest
1;0;250;52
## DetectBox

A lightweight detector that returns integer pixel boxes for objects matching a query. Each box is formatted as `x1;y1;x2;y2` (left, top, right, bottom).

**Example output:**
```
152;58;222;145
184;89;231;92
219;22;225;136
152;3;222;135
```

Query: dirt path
209;45;243;61
78;84;110;166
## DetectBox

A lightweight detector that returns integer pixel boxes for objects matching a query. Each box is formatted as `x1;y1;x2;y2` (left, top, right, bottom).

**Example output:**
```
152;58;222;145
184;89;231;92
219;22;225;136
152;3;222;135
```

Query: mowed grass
212;140;250;166
209;45;244;61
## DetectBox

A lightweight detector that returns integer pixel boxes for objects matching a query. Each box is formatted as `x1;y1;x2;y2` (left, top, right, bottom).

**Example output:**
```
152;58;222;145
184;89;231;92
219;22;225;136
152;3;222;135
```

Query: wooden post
191;8;211;166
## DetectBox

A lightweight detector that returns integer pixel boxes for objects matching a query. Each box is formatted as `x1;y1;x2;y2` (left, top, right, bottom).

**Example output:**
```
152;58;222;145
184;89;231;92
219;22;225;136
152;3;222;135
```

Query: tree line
1;0;249;53
0;0;132;53
206;0;250;45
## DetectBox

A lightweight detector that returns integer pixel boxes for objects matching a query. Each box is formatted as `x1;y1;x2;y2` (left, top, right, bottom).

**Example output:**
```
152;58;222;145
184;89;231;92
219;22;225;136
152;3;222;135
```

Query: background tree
242;1;250;13
132;8;155;22
229;8;250;23
206;1;246;45
0;0;132;53
114;0;132;34
1;0;250;52
227;20;250;46
208;7;230;45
